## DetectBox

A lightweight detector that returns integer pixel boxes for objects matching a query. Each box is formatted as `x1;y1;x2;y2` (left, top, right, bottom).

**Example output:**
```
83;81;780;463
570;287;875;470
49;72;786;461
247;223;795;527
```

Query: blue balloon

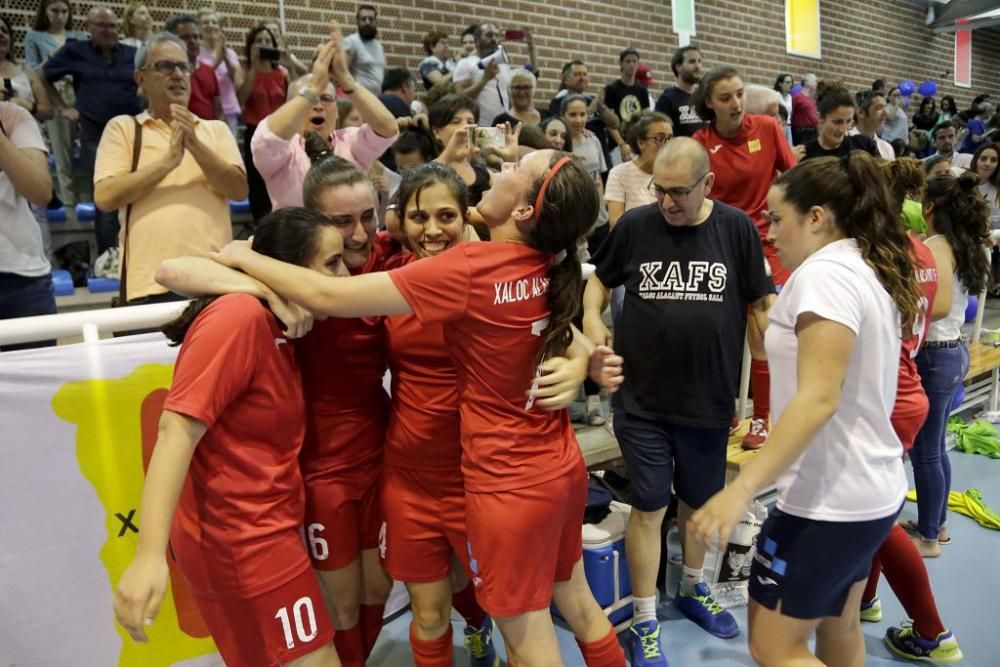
918;81;938;98
899;80;916;96
965;295;978;323
951;384;965;411
791;84;802;96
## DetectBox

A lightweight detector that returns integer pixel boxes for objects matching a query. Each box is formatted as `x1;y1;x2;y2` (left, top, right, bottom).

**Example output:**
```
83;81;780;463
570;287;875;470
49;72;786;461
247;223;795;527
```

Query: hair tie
533;156;573;224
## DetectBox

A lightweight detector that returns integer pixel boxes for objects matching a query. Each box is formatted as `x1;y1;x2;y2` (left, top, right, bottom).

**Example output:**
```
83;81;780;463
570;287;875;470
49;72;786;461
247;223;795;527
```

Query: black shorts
612;411;729;512
749;507;900;619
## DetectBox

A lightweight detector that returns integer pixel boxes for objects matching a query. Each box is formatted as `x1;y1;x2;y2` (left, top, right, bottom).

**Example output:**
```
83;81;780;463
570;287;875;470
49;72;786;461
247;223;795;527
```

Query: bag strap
118;116;142;305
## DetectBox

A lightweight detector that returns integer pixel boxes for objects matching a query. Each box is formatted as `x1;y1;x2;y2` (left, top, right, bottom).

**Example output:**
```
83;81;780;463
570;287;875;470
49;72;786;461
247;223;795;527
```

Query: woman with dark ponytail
115;208;348;666
213;149;627;666
906;171;990;559
802;81;880;160
691;150;923;667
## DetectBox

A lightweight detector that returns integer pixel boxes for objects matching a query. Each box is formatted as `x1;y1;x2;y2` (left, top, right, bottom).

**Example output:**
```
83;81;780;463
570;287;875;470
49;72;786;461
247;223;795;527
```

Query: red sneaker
742;418;768;450
729;414;740;434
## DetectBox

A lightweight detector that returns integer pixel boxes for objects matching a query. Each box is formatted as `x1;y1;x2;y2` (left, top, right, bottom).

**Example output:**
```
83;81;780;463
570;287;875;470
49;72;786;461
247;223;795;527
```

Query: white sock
632;595;657;625
680;565;704;595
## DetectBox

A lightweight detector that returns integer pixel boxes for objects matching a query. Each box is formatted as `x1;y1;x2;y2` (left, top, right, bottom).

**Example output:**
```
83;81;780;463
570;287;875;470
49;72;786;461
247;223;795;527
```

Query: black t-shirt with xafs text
604;80;650;124
592;200;770;428
654;86;706;137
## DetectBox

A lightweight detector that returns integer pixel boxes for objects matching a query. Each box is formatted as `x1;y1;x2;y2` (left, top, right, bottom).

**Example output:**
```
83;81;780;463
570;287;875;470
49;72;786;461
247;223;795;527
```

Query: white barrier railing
0;301;189;347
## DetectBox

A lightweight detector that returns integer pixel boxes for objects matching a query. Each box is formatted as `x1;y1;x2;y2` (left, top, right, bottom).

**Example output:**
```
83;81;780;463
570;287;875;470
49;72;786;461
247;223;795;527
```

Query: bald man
44;6;141;253
583;137;771;662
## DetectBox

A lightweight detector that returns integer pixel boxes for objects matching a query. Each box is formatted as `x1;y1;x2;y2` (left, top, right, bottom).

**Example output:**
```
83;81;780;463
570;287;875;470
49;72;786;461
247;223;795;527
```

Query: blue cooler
553;500;633;630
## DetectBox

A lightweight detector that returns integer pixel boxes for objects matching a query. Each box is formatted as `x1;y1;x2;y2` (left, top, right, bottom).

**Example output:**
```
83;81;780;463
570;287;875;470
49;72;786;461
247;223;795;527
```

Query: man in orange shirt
94;32;246;304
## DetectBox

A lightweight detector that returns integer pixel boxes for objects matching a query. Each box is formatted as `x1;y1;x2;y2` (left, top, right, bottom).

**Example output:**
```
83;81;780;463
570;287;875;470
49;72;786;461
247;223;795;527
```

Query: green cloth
901;198;927;235
906;488;1000;530
947;417;1000;459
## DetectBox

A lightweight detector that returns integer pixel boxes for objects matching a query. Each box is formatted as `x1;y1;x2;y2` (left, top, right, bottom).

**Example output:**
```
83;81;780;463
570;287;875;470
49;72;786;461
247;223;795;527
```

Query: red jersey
694;115;796;237
894;236;938;427
188;62;220;121
164;293;308;599
792;92;818;130
389;242;582;493
297;245;390;476
242;68;289;127
384;253;462;472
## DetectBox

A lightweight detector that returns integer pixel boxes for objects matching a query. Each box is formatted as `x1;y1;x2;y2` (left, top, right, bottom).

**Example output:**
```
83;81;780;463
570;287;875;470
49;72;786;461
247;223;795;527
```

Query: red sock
879;524;946;639
452;584;487;629
577;627;626;667
359;603;385;657
410;623;454;667
863;552;882;603
333;624;365;667
750;359;770;421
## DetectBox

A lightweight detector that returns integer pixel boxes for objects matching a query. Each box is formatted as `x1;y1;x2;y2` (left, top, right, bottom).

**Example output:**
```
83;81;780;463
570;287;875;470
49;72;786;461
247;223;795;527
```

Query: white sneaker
586;394;606;426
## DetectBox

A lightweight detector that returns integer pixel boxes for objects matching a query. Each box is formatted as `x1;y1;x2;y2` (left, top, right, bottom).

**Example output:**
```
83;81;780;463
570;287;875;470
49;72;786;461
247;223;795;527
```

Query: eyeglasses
649;173;707;202
144;60;192;75
511;85;534;92
319;93;336;104
643;134;670;145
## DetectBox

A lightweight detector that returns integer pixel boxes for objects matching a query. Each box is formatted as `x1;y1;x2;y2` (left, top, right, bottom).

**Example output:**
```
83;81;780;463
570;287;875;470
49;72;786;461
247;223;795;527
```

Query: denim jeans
78;130;120;254
0;272;58;351
910;343;970;540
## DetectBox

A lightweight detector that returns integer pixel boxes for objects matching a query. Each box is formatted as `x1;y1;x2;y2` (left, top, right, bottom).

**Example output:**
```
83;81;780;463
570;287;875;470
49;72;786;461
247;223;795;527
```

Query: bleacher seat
87;276;120;293
46;206;67;223
51;270;75;296
230;199;252;216
76;202;97;222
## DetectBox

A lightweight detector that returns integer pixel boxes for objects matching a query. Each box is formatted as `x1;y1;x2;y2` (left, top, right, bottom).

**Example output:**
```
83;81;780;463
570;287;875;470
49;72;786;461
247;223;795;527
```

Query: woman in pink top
251;22;398;211
198;8;243;136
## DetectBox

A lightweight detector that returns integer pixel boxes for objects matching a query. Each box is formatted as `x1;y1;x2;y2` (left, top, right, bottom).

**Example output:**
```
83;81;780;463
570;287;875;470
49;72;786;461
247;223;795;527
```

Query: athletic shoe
626;620;668;666
741;418;768;450
464;616;500;667
587;394;606;426
885;625;964;664
860;596;883;623
674;582;740;639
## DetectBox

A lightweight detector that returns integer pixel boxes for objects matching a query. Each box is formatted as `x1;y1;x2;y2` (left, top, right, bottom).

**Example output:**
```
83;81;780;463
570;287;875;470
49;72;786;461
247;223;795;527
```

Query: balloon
951;384;965;411
918;81;938;98
965;295;978;323
899;80;916;96
791;84;802;96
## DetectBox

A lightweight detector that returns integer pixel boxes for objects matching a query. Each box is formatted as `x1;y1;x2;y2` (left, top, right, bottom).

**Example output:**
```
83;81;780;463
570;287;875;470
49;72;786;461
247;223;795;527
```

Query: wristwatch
297;87;320;105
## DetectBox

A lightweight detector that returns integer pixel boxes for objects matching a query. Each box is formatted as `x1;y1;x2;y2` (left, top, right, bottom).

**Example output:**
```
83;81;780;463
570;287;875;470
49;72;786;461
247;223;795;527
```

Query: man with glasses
583;137;770;666
343;5;385;96
43;6;142;255
92;33;246;305
165;15;220;121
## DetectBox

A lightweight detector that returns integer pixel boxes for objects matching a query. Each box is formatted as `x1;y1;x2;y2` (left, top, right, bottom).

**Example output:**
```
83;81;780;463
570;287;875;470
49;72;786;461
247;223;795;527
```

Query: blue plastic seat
51;270;75;296
229;198;252;216
87;276;120;293
76;202;97;222
46;206;67;223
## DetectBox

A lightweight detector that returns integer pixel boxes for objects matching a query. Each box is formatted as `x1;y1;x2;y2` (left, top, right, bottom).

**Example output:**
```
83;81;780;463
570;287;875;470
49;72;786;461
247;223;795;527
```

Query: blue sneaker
885;625;964;664
464;615;499;667
674;582;740;639
626;619;668;666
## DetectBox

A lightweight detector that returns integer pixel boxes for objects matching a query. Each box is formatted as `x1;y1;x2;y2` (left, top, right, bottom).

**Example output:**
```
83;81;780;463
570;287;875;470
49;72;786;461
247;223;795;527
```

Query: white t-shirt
452;54;511;127
0;103;50;277
604;160;655;212
343;33;385;96
765;238;906;522
848;127;894;160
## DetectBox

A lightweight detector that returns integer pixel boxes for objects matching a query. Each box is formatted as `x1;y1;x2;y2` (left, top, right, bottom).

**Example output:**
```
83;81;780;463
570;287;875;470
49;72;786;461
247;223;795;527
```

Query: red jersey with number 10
893;236;938;434
389;243;581;493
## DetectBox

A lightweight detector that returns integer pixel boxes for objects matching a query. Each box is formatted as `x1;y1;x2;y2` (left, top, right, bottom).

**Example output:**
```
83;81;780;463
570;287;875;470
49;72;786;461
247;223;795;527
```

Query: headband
532;156;573;224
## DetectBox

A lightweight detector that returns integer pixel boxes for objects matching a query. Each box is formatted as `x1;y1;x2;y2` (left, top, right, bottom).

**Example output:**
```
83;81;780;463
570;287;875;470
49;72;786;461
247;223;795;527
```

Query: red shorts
303;465;382;570
381;464;470;583
193;567;334;667
465;461;588;618
763;240;791;287
892;407;929;452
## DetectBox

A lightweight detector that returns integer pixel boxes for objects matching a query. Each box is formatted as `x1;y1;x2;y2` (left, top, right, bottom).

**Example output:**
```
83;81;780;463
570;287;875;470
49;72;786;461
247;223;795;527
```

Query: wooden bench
955;341;1000;414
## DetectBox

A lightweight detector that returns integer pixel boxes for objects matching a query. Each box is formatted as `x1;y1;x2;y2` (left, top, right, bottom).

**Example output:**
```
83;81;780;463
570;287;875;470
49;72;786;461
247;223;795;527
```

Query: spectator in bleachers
25;0;86;220
391;129;436;173
379;67;416;119
636;63;656;110
913;96;938;132
429;94;491;207
604;48;650;135
0;100;55;348
238;25;288;222
250;22;397;210
923;122;972;172
962;100;996;155
539;115;570;152
164;16;220;122
43;6;142;255
120;2;153;49
1;16;53;122
654;46;706;138
261;19;309;79
605;111;671;227
791;72;818;145
853;90;895;160
937;95;958;124
743;84;782;123
972;143;999;229
93;33;246;305
343;4;385;96
197;8;243;136
801;81;879;161
460;24;477;58
879;86;910;146
773;72;794;144
336;98;362;128
549;60;625;164
453;23;536;127
418;30;455;90
492;69;540;127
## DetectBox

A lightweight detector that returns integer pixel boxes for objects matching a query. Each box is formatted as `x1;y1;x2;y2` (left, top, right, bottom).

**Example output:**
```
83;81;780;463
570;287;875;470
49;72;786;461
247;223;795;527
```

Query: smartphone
258;46;281;61
504;29;525;41
467;126;506;151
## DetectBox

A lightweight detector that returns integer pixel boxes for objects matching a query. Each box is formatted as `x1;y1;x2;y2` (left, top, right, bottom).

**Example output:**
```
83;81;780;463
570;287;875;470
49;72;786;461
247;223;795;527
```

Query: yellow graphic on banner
52;363;218;667
786;0;821;59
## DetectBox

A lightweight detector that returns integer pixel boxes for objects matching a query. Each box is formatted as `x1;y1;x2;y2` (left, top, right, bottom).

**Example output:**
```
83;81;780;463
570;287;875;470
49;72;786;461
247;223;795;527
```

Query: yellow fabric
906;488;1000;530
94;112;244;300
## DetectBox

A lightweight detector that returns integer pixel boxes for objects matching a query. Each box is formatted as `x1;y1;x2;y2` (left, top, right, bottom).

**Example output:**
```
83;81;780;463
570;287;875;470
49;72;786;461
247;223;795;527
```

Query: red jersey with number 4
384;253;462;472
389;243;582;493
296;246;389;476
893;236;938;435
693;115;796;237
164;293;309;599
